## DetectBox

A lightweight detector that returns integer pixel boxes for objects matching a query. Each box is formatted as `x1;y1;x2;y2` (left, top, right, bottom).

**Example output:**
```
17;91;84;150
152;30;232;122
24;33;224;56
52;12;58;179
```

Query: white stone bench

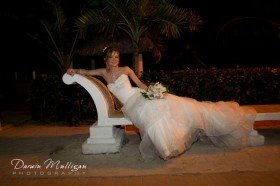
62;73;133;154
249;104;280;121
62;73;280;154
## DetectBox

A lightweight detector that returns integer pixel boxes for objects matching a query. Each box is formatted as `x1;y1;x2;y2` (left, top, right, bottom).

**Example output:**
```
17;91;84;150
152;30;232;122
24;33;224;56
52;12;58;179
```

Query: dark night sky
162;0;280;68
1;0;280;72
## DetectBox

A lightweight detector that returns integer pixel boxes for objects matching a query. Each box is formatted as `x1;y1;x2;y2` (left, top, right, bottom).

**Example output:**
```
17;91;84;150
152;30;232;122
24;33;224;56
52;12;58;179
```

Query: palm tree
75;0;202;76
28;0;80;74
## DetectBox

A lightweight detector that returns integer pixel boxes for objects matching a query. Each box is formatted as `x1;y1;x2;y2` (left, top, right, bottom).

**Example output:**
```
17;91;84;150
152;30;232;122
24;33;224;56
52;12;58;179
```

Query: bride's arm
66;68;104;76
125;67;148;91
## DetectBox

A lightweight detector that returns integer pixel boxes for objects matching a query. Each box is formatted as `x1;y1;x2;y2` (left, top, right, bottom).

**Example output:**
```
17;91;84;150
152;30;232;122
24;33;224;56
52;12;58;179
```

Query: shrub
142;67;280;105
29;75;96;125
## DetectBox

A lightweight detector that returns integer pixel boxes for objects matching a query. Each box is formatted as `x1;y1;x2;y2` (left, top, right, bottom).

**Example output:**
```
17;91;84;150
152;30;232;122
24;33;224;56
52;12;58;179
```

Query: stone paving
0;104;279;185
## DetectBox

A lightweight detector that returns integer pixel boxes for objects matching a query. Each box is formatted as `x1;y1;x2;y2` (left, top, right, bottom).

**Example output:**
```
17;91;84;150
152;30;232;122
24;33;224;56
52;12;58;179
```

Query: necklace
107;68;119;80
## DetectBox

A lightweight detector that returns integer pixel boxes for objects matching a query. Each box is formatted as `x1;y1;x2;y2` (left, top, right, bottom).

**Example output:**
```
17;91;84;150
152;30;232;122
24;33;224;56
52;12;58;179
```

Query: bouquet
141;82;168;100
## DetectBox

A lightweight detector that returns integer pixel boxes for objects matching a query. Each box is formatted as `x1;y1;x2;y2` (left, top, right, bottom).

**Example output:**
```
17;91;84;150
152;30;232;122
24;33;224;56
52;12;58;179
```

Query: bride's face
106;51;120;68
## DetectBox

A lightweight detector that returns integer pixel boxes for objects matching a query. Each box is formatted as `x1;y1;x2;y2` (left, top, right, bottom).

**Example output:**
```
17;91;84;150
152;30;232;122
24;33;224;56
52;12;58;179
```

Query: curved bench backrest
85;75;117;113
63;73;124;120
85;76;124;118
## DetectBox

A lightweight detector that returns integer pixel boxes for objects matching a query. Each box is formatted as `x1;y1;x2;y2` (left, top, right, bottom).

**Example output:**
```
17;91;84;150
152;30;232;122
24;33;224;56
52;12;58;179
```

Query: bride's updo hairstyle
103;46;119;60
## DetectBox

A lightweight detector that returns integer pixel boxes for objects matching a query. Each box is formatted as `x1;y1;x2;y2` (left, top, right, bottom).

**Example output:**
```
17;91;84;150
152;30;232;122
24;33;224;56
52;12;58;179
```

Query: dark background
1;0;280;70
1;0;279;103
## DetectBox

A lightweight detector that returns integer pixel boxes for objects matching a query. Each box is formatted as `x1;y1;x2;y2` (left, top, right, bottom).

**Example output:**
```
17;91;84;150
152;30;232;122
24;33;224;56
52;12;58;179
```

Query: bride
67;46;264;160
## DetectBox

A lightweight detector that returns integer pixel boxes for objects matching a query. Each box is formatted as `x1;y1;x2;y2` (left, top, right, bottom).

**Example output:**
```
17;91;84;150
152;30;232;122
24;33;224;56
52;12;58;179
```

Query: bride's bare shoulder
120;66;132;72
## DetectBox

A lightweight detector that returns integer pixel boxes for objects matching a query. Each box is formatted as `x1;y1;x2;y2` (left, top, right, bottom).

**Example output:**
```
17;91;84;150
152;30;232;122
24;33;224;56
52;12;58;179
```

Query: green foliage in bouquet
141;82;168;100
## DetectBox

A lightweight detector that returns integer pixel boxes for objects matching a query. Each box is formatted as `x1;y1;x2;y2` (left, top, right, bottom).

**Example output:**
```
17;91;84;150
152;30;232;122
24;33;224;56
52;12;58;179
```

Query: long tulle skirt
121;92;265;160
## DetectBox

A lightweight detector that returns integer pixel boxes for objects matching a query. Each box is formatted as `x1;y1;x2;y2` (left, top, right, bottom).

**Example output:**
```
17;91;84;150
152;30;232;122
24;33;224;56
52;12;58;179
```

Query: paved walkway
1;171;279;186
0;124;279;186
0;104;279;185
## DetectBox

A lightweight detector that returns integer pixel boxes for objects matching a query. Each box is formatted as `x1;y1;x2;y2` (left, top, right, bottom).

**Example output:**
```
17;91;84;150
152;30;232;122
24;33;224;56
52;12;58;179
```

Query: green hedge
29;76;97;125
142;67;280;104
29;67;279;124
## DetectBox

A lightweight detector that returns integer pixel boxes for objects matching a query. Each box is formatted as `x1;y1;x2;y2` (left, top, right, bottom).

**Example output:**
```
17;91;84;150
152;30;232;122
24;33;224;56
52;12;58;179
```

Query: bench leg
82;122;124;154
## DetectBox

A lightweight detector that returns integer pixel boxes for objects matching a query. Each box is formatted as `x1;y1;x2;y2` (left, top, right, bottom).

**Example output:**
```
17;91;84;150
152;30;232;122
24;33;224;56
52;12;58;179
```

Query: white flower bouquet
141;82;168;100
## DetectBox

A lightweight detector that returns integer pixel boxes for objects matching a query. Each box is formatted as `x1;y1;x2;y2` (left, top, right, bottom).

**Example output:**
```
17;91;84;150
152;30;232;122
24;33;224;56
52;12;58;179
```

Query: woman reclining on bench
67;46;264;161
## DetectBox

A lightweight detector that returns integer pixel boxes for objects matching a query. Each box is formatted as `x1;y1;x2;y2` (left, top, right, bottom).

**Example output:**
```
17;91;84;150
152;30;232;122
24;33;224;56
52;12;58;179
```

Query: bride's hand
66;68;76;76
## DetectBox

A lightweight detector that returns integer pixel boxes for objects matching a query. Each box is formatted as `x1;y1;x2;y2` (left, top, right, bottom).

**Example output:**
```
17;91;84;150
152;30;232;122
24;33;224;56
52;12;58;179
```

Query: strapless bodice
107;74;139;104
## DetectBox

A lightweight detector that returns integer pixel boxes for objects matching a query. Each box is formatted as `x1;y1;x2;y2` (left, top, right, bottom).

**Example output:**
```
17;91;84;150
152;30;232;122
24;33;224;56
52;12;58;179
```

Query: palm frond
149;3;202;39
75;9;105;37
149;3;194;39
41;20;62;57
75;0;203;65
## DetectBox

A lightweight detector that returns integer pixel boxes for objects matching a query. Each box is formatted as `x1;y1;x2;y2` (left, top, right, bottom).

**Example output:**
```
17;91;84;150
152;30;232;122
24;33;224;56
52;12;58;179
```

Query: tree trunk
133;53;143;77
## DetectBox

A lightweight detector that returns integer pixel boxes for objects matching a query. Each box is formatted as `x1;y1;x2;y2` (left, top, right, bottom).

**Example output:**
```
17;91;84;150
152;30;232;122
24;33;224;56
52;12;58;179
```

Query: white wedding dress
108;74;265;160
